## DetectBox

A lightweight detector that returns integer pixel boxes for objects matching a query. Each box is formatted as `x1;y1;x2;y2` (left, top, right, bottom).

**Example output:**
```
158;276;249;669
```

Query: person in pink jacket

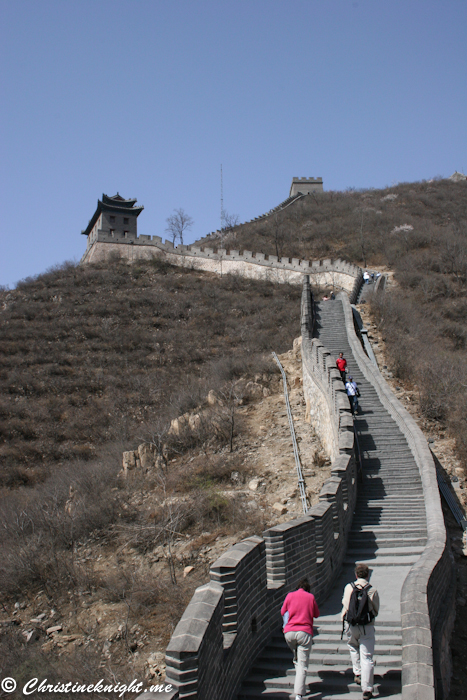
281;577;320;700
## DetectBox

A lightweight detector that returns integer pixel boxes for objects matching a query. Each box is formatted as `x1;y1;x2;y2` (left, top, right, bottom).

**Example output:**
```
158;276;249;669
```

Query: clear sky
1;0;466;288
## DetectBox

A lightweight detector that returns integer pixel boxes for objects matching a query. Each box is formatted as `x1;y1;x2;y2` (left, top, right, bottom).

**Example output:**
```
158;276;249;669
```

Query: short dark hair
297;577;311;592
355;564;370;579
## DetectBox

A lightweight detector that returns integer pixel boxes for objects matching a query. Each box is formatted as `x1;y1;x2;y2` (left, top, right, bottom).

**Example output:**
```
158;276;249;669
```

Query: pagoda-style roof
102;193;138;208
81;193;144;236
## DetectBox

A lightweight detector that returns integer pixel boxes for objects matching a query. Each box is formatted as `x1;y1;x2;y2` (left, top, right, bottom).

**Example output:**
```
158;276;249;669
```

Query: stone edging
339;292;454;700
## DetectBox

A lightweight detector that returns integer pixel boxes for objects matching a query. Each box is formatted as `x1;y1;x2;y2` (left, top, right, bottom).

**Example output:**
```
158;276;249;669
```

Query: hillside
1;258;335;688
213;177;467;268
0;258;302;484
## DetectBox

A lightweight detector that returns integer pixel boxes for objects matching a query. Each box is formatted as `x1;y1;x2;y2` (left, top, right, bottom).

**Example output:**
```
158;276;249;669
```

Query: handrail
353;422;364;483
272;351;308;514
434;459;467;531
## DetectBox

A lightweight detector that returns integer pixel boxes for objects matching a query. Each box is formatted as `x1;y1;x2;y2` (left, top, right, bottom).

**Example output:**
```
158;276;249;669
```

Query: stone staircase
238;298;427;699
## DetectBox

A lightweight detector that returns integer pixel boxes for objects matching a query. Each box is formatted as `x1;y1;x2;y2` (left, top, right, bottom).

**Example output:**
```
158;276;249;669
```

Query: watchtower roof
82;193;144;236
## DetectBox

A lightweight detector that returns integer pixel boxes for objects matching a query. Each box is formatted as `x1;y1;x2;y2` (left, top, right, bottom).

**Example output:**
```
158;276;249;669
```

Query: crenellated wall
162;278;358;700
80;232;363;296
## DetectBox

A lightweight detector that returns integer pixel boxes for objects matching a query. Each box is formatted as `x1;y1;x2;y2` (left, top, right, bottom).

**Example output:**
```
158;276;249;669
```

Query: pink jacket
281;588;320;635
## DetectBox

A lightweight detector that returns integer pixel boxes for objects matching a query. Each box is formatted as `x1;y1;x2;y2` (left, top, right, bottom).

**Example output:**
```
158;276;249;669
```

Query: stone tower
81;193;144;246
289;177;323;197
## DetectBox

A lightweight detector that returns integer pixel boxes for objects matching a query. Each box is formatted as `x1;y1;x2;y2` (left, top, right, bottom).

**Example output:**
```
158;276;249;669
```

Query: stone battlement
81;232;363;296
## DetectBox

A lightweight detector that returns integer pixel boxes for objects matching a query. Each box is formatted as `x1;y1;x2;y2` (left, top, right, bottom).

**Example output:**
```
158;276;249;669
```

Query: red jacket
336;357;347;372
281;588;320;635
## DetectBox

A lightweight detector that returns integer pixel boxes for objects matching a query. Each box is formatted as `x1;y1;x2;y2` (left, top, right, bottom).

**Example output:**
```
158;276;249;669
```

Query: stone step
238;686;401;700
240;670;402;689
361;486;423;492
351;519;426;526
254;648;403;665
361;470;421;477
314;626;401;636
349;536;427;554
344;554;421;566
346;546;425;558
351;515;426;522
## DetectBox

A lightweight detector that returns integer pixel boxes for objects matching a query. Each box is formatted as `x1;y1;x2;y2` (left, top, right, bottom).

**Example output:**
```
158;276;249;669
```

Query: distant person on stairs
281;577;320;700
342;564;380;700
336;352;347;383
345;376;360;415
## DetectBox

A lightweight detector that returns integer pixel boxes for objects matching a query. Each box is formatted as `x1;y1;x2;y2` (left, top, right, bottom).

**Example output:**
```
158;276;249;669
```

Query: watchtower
81;193;144;244
289;177;323;197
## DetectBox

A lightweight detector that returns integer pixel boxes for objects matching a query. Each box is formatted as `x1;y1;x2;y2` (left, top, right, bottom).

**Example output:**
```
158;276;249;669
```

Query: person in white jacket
342;564;380;699
345;376;359;415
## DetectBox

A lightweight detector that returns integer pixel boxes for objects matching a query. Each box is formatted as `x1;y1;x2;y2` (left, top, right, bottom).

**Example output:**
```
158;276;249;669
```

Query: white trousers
345;622;375;692
285;630;312;696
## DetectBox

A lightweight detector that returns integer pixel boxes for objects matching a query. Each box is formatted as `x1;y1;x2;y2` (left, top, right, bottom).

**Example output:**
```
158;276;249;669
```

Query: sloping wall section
160;278;358;700
339;294;455;700
81;233;363;301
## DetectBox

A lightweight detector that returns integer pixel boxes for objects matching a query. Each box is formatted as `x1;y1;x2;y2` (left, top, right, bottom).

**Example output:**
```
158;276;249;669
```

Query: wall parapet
83;230;361;275
339;292;454;700
81;233;362;295
161;278;357;700
204;191;308;237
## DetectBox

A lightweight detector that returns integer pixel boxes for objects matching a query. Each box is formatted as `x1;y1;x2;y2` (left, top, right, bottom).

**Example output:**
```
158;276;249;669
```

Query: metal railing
436;464;467;530
353;422;364;483
272;351;309;514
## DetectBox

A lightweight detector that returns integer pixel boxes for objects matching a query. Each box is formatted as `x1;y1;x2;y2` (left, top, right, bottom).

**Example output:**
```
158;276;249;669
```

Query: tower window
124;217;129;224
110;215;116;223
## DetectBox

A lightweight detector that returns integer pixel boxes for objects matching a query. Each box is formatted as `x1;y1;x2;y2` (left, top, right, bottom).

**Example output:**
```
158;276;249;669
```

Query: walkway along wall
81;233;363;302
161;278;358;700
338;293;455;700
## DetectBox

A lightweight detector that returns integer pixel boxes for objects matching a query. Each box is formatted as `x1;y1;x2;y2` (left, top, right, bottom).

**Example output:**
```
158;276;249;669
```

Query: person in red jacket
336;352;347;383
281;577;320;700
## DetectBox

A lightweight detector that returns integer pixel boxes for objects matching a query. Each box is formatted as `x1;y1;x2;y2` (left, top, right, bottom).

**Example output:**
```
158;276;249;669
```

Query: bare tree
272;212;286;259
215;381;245;453
165;208;194;246
222;210;240;230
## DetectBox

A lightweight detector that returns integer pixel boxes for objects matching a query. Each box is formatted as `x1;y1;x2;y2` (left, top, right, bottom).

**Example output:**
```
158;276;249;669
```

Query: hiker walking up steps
342;564;380;699
281;577;320;700
336;352;347;383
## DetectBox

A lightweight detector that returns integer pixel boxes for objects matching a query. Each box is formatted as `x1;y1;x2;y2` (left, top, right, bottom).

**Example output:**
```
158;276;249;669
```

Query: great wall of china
80;200;454;700
81;234;363;301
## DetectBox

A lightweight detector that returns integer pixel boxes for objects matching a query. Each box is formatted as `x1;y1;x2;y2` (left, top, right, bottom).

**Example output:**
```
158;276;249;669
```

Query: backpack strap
342;583;355;639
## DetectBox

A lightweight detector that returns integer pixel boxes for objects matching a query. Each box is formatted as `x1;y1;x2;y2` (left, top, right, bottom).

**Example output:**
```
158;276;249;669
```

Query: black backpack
345;583;375;627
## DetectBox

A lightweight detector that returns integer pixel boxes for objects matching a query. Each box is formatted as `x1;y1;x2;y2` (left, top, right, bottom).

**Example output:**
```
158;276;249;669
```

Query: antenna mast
220;164;223;275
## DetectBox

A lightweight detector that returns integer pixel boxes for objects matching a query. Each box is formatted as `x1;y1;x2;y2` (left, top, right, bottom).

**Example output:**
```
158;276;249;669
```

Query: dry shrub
0;628;147;699
0;457;120;595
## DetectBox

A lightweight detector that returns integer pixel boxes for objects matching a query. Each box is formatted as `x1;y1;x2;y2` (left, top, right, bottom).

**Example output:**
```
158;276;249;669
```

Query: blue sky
1;0;466;288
